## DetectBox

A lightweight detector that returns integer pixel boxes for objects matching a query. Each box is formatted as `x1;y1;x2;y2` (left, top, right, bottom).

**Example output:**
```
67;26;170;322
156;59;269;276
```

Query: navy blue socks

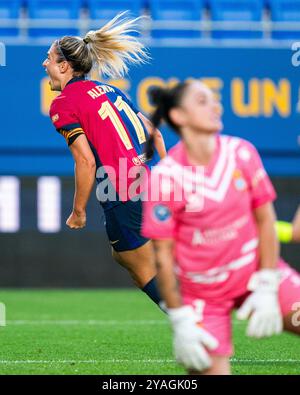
142;277;162;306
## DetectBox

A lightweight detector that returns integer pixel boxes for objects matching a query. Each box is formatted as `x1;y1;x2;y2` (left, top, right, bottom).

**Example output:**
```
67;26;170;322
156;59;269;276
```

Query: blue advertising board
0;45;299;175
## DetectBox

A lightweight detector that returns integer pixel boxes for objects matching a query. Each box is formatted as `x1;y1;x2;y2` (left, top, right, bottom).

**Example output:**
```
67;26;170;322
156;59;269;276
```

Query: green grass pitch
0;289;299;375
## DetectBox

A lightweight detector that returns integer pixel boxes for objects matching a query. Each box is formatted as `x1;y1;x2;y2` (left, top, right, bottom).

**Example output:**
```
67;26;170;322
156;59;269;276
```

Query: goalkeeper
142;81;300;375
276;206;300;243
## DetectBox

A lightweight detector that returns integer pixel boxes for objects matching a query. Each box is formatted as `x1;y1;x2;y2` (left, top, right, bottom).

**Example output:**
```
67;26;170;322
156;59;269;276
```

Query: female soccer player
43;13;166;307
142;80;300;374
276;205;300;243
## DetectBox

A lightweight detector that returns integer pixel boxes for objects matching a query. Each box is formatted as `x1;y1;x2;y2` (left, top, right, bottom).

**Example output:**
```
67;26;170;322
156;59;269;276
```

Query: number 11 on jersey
98;96;146;150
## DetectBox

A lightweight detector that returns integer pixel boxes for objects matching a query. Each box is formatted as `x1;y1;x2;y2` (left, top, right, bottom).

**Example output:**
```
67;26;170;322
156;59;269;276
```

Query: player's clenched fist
167;305;219;372
66;209;86;229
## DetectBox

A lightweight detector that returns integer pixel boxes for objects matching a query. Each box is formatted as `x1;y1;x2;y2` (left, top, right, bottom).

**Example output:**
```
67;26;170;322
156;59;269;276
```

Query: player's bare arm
67;134;96;229
253;202;279;269
237;202;282;338
138;112;167;159
152;239;181;308
292;205;300;242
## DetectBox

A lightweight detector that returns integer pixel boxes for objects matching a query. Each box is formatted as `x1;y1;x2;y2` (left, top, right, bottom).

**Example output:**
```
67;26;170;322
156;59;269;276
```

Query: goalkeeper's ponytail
145;82;189;159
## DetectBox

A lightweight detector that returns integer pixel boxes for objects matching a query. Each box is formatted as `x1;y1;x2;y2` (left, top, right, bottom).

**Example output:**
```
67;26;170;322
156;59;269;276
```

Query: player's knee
284;305;300;334
111;251;144;287
188;356;231;375
188;367;229;375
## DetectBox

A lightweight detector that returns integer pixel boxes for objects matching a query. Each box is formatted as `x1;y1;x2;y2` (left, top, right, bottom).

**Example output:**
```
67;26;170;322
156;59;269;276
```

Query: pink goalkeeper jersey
142;135;277;302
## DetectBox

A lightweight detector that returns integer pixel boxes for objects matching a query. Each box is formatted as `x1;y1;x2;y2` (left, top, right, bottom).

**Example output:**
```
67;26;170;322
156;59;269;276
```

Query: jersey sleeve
239;140;276;209
142;162;183;239
50;97;85;146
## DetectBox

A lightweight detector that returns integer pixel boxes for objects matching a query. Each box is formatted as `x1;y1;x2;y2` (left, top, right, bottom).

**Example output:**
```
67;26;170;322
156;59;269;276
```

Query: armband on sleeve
57;126;85;146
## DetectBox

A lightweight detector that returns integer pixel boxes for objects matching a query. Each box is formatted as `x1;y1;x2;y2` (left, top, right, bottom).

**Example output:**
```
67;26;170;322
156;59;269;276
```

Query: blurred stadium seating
270;0;300;40
27;0;81;38
0;0;21;38
87;0;144;35
149;0;203;39
210;0;264;39
87;0;144;21
0;0;300;42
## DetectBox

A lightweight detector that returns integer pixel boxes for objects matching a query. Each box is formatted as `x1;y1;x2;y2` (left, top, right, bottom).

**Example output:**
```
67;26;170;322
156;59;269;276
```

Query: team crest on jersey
132;153;148;165
153;205;171;222
132;157;141;165
51;113;59;123
233;169;247;191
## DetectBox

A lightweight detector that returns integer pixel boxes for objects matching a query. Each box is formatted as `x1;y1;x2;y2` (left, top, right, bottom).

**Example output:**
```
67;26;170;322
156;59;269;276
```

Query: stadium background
1;0;300;288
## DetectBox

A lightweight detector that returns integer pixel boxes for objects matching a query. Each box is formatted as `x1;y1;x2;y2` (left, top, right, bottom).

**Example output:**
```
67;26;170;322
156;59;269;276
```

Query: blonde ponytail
84;12;149;78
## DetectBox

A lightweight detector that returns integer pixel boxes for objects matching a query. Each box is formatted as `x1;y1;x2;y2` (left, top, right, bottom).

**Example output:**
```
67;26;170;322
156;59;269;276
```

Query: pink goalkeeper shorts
182;260;300;356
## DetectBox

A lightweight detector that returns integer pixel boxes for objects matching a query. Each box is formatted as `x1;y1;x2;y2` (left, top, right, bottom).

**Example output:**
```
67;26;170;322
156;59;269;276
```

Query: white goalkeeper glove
168;305;219;372
236;269;283;338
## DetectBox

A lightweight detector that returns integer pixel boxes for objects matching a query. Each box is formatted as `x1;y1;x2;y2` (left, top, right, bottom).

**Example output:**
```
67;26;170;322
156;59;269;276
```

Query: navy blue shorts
103;199;149;252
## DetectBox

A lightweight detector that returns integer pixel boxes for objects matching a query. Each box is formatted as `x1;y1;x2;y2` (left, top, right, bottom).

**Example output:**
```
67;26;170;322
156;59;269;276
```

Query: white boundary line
2;321;299;365
0;359;299;365
0;360;173;364
5;320;167;326
230;358;300;363
3;319;247;326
